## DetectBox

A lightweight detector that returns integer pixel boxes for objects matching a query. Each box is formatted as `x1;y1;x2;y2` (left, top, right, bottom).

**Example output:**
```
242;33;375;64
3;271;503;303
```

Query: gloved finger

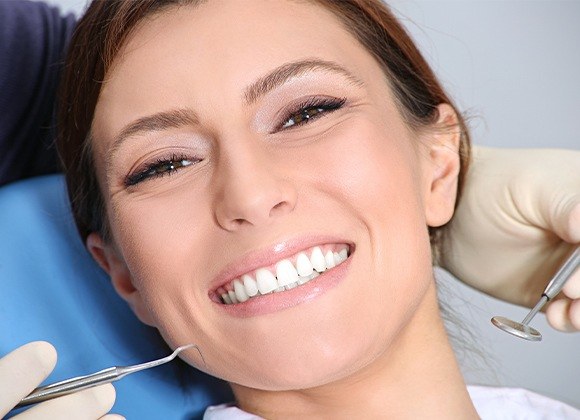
13;384;116;420
546;194;580;244
545;299;579;332
562;266;580;300
511;149;580;244
570;299;580;331
101;414;125;420
0;341;56;418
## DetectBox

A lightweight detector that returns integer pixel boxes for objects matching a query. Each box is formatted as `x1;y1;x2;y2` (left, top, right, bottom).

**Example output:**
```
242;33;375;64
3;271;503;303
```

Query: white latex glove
0;341;123;419
441;146;580;332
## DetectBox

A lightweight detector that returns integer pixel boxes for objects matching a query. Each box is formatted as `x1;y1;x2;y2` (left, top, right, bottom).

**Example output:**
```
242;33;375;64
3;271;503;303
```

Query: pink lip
209;235;353;294
217;252;353;317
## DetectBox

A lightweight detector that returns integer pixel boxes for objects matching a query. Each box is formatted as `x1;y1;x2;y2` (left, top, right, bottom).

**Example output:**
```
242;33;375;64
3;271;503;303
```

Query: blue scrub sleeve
0;0;75;186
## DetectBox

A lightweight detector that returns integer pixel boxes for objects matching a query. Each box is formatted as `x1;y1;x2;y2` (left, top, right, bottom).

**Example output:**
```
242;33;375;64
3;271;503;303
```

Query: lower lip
216;253;353;318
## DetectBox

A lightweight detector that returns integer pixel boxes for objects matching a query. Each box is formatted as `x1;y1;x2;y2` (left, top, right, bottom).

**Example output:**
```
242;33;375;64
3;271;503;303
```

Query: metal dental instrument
492;247;580;341
16;344;198;408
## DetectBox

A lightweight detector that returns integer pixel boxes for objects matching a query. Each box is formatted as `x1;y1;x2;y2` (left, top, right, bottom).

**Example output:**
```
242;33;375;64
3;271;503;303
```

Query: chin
218;306;391;391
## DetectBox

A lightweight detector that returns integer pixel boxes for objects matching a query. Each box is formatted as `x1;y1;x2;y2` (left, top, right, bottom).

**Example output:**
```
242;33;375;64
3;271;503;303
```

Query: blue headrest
0;175;231;418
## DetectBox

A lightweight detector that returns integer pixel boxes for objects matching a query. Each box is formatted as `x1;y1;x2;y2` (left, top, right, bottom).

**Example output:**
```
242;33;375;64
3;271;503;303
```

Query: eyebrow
108;108;199;161
107;59;364;164
243;58;365;104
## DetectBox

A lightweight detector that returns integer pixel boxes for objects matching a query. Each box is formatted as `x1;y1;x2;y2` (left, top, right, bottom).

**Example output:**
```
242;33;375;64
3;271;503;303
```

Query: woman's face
91;0;455;389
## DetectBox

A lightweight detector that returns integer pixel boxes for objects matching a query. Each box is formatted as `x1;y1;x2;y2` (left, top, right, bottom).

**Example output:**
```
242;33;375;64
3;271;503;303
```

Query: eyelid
272;95;347;133
124;152;201;187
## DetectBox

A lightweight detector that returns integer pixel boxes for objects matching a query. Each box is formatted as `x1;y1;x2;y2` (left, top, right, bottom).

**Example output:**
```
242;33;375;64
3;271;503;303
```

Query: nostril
270;200;289;216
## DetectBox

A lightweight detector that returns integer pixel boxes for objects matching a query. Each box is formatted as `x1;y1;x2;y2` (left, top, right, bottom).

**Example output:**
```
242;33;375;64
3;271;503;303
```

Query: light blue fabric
0;175;231;419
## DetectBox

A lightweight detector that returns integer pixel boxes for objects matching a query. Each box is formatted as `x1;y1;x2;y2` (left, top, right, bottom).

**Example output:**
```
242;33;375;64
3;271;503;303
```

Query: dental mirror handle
542;247;579;300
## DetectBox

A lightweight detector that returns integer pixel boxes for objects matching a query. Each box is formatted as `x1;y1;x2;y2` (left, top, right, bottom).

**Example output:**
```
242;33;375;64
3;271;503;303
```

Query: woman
5;0;579;418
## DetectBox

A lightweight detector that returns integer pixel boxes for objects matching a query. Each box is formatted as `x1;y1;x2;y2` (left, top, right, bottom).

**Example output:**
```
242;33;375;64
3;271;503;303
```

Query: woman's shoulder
467;385;580;419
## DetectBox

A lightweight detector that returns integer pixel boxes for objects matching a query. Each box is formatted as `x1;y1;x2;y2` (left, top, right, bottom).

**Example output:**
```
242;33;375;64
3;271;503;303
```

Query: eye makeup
122;94;349;187
275;96;347;132
125;153;201;186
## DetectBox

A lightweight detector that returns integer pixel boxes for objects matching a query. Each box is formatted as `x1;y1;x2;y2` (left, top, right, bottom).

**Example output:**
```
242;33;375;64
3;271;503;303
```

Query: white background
34;0;580;408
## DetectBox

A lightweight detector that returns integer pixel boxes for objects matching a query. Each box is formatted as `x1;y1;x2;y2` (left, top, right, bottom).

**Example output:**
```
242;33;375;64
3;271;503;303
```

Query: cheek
107;192;214;311
329;120;433;313
107;196;231;361
331;119;432;283
312;116;426;232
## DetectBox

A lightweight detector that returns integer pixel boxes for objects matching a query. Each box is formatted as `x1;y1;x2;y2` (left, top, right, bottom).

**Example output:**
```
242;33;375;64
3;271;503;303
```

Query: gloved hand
0;341;122;419
441;146;580;332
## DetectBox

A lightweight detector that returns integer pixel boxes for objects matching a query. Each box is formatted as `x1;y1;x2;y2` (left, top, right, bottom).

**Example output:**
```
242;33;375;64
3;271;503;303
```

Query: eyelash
277;96;347;131
125;97;347;186
125;153;198;186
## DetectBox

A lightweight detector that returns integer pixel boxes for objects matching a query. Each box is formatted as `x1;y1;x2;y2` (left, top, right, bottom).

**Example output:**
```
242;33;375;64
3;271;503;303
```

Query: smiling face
88;0;460;391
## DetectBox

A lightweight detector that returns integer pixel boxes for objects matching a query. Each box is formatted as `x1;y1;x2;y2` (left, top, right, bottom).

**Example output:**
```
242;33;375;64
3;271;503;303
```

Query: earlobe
423;104;462;227
86;232;157;327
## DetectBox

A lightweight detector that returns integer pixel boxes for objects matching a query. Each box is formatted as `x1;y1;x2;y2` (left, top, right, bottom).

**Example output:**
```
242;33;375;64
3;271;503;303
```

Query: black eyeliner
275;96;347;132
125;153;196;187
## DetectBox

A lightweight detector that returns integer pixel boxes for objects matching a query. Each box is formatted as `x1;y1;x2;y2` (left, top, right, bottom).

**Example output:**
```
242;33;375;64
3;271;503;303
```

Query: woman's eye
280;97;346;130
125;156;198;186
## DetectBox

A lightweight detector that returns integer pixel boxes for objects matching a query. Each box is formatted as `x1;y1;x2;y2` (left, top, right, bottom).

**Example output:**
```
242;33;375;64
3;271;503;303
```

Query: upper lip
209;234;353;293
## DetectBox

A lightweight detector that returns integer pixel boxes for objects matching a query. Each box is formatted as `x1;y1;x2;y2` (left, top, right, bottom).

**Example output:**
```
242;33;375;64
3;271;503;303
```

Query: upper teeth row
220;246;349;304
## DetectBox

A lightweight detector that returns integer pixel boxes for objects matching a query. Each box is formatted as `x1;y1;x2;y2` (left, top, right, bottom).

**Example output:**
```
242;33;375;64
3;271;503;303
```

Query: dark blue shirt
0;0;75;186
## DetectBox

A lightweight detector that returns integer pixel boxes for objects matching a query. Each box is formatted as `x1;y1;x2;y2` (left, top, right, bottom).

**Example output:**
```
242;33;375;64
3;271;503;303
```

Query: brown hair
57;0;471;260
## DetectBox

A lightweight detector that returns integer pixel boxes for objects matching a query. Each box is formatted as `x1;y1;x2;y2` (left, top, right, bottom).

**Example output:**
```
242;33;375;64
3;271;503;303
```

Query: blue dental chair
0;175;232;419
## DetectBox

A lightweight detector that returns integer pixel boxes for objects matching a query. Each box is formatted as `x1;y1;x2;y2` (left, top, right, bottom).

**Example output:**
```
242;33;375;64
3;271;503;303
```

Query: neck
230;281;479;419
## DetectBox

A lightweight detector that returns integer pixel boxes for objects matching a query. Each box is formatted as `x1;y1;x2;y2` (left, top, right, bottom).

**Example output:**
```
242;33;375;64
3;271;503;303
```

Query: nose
213;144;297;231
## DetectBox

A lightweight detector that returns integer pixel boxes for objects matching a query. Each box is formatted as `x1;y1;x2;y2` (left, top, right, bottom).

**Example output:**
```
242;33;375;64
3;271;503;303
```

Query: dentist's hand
0;341;122;419
441;146;580;332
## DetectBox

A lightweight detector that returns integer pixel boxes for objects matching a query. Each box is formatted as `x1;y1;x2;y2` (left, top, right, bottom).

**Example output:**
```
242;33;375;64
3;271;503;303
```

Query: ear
86;232;157;327
421;103;461;227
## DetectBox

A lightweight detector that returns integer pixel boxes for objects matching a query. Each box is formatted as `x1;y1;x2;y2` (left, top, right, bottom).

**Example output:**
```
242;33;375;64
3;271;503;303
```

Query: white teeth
325;250;336;269
334;249;348;264
242;274;259;297
219;245;350;304
233;279;249;303
276;259;299;287
256;268;277;294
310;247;327;272
296;253;314;276
228;290;239;304
298;271;319;285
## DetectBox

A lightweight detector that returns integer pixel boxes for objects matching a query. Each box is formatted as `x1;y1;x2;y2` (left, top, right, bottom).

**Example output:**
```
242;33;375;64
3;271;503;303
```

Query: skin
88;0;478;417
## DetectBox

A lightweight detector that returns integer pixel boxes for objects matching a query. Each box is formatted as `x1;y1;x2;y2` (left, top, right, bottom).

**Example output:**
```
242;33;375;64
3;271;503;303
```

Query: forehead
93;0;386;145
104;0;376;91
